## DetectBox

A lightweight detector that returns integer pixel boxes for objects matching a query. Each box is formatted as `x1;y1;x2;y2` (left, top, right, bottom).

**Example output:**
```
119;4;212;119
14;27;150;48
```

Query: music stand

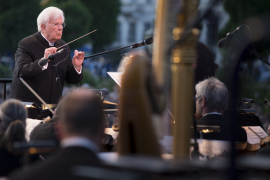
193;125;221;139
12;140;57;168
90;89;119;128
90;89;109;101
224;98;264;130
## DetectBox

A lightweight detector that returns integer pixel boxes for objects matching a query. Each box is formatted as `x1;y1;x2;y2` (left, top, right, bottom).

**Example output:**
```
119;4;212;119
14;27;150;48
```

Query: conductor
10;7;84;106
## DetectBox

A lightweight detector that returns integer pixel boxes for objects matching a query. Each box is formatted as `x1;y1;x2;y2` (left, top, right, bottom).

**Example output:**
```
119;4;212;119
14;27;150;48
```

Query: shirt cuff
74;66;82;74
42;63;48;71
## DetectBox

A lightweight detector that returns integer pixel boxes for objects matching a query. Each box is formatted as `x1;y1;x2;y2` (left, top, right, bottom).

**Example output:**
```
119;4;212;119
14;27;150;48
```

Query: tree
218;0;270;82
80;0;120;52
0;0;41;55
42;0;120;52
0;0;120;55
220;0;270;56
41;0;92;50
217;0;270;114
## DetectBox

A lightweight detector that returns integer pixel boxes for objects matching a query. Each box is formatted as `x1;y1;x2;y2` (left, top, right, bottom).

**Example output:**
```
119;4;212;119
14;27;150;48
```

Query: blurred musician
0;99;38;176
195;77;247;141
9;88;105;180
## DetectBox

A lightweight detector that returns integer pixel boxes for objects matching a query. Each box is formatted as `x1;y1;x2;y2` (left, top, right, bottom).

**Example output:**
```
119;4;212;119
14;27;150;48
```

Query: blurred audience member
29;108;60;159
0;99;37;177
9;88;105;180
195;77;247;141
30;108;60;144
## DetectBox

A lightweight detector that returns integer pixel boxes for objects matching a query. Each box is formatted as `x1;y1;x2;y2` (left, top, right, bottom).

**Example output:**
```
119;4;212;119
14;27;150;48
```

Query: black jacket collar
34;32;61;48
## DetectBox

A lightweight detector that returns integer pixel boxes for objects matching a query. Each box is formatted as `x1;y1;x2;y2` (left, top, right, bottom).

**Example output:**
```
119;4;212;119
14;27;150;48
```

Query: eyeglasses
50;23;66;28
194;96;202;102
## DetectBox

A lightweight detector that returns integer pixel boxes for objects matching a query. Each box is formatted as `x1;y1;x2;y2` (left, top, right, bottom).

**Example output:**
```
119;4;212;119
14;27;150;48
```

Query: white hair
37;7;65;32
195;77;228;112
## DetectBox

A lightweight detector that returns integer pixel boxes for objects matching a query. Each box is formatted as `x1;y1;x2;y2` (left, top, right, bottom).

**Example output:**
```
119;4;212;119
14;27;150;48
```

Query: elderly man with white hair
11;7;84;109
195;77;247;141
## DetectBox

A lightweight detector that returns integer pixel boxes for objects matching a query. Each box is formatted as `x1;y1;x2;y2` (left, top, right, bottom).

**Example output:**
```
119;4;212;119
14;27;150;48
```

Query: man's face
195;94;203;116
43;16;63;43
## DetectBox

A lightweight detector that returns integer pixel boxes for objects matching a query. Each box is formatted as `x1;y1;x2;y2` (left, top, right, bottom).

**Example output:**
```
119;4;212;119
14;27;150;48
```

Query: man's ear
55;121;63;141
41;24;46;32
201;97;206;107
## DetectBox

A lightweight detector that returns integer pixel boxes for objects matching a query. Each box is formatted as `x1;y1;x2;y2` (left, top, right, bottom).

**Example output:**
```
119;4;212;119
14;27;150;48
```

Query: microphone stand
19;78;54;114
232;37;270;67
50;55;62;96
84;44;137;60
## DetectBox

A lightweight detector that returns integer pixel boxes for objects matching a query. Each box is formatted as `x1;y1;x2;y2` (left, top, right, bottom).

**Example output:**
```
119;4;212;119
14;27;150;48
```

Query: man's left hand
72;50;85;72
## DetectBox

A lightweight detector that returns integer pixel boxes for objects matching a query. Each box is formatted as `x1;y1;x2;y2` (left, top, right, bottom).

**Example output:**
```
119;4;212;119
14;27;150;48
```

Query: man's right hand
44;47;57;59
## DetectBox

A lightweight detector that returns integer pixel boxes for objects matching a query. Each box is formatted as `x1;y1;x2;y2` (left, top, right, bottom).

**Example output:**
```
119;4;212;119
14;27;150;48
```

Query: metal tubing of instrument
171;0;199;159
152;0;170;87
4;82;6;100
0;78;12;100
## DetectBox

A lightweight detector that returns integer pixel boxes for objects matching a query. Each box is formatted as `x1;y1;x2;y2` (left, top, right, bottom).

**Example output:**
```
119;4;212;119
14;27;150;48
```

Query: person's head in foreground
0;99;27;149
56;88;104;146
195;77;228;116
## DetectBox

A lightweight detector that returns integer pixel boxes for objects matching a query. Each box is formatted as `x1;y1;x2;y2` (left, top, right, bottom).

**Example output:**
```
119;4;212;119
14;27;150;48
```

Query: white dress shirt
61;136;99;153
203;112;222;116
40;32;81;74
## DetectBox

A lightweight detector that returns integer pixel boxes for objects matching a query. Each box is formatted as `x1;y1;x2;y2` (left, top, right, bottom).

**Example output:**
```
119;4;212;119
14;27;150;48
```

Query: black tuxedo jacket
9;146;101;180
10;32;83;106
197;114;247;142
0;147;39;177
29;119;58;143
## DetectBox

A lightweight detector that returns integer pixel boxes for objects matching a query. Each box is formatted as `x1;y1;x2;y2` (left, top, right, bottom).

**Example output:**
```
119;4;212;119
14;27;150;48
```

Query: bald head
58;88;104;137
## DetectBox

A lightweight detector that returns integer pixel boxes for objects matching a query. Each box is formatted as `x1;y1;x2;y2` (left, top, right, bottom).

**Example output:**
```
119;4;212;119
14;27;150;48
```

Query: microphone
217;38;227;48
121;53;133;57
217;24;247;48
38;49;65;67
131;37;153;49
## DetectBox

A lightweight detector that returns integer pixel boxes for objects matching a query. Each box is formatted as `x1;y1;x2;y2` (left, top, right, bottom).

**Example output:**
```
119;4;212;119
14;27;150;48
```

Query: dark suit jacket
9;146;101;180
29;119;59;157
197;114;247;142
0;146;39;177
29;119;58;144
257;146;270;157
10;32;83;106
0;147;22;177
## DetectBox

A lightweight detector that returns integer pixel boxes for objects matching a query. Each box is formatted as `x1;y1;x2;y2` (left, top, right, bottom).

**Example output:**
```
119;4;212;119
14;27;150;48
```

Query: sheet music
104;128;119;140
242;126;261;144
160;136;231;161
196;139;231;161
248;126;268;139
107;72;123;87
25;118;43;141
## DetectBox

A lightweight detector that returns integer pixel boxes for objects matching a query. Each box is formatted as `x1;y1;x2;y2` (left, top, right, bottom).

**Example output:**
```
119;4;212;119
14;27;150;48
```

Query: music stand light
21;102;39;109
90;89;109;101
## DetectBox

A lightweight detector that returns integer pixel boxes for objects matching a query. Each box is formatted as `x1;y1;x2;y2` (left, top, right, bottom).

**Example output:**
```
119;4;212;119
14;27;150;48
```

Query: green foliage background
80;0;121;52
0;0;120;91
217;0;270;115
0;0;41;54
0;0;120;54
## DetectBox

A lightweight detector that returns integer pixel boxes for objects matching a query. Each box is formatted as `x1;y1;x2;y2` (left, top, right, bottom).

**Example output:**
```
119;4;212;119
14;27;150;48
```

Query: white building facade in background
113;0;157;47
113;0;230;67
198;0;229;65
